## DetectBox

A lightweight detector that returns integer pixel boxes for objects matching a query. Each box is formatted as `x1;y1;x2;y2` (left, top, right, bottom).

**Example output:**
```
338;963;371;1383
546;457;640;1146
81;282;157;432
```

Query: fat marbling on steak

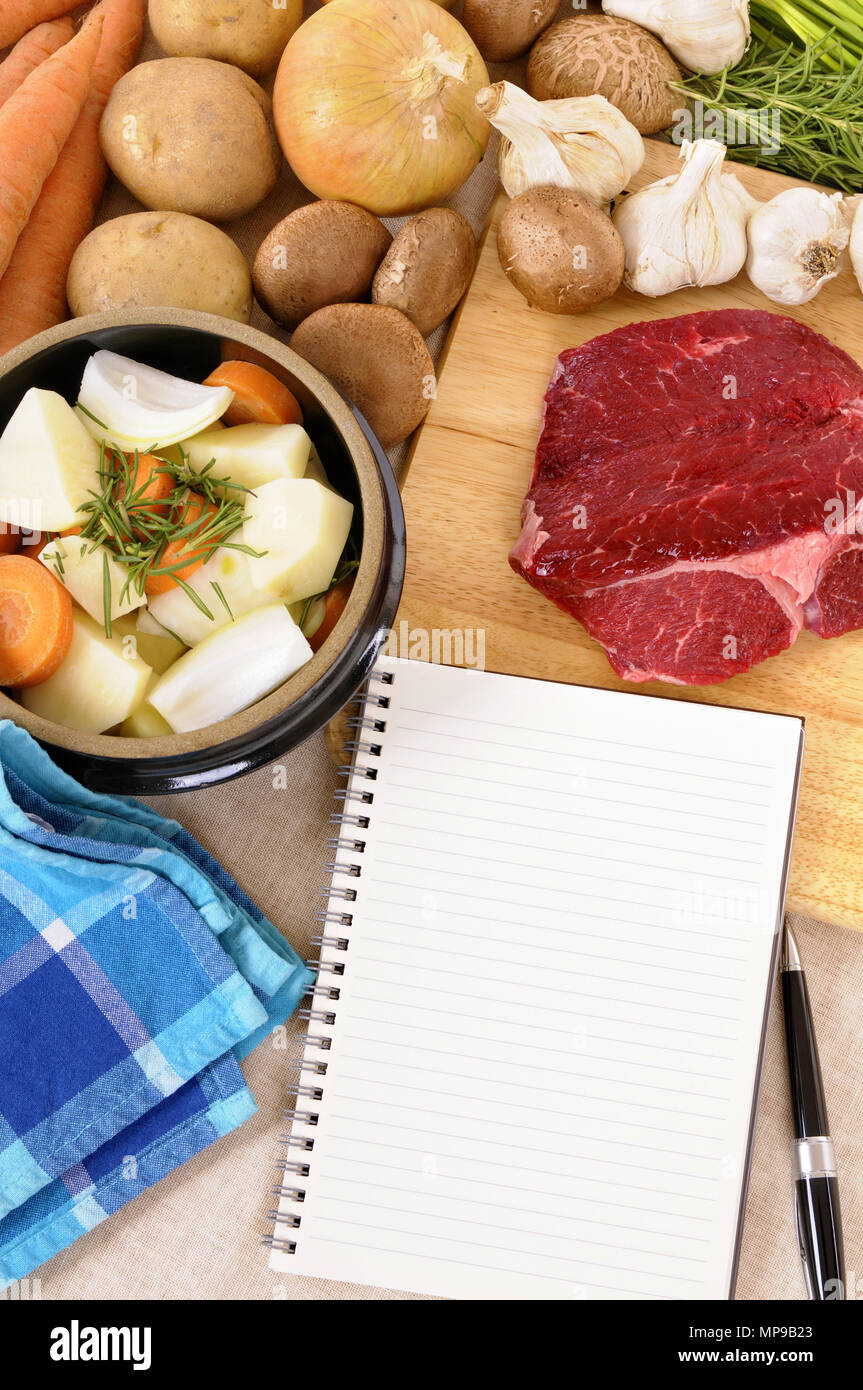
510;308;863;684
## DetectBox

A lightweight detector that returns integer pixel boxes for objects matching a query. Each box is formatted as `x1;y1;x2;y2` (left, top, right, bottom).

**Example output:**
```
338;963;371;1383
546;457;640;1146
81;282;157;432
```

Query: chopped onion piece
148;602;313;733
77;350;234;449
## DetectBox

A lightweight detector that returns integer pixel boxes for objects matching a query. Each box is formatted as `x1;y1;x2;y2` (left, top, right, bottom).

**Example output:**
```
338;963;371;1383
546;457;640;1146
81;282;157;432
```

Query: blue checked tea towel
0;1054;256;1289
0;720;313;1287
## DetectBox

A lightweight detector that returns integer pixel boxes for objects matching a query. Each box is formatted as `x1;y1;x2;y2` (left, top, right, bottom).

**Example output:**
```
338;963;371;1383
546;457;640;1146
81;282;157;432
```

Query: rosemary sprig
75;402;109;429
172;575;214;621
211;582;233;620
76;441;264;634
671;31;863;191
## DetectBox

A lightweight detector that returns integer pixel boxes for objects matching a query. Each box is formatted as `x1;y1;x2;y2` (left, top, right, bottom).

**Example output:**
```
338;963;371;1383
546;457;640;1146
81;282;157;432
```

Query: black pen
780;920;845;1300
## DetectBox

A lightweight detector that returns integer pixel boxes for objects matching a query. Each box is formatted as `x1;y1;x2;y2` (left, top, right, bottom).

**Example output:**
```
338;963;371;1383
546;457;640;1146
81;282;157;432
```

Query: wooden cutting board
398;139;863;933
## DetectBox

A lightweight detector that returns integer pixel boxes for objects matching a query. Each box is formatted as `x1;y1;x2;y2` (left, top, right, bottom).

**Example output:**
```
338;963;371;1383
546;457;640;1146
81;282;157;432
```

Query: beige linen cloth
27;3;863;1301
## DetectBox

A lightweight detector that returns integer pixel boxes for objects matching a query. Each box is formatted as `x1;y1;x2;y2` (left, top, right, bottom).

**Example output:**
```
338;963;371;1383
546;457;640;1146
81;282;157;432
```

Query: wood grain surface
398;138;863;932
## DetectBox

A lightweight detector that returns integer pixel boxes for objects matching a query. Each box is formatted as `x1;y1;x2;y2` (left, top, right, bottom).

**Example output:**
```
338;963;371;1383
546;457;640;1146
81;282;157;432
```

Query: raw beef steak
510;308;863;684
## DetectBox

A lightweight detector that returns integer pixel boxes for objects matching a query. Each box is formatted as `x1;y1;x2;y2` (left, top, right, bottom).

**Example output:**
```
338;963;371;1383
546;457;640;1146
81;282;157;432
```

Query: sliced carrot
0;18;75;108
0;553;73;687
116;451;173;524
0;5;104;284
309;577;354;653
0;0;145;354
145;495;221;596
204;361;304;427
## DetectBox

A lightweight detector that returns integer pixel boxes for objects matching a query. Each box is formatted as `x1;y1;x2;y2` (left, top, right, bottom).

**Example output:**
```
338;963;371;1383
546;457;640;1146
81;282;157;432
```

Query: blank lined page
270;658;804;1300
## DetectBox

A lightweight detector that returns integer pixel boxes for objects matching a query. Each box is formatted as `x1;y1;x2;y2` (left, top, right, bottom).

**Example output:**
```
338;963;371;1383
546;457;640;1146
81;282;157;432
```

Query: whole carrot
0;18;75;108
0;5;103;282
0;1;80;51
0;0;145;356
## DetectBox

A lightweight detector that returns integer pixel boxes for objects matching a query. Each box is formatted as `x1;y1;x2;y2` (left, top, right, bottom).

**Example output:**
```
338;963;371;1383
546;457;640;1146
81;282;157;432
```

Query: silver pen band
795;1135;837;1179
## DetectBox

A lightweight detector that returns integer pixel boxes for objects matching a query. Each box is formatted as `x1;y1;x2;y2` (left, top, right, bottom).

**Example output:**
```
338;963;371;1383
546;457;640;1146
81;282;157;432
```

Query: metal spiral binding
261;668;393;1257
298;1007;337;1025
330;810;370;829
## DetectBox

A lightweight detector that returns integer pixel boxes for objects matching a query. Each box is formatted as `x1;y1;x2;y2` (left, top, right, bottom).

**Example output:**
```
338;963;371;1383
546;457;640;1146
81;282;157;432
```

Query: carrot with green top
0;18;75;108
0;1;80;51
0;5;104;284
0;0;145;354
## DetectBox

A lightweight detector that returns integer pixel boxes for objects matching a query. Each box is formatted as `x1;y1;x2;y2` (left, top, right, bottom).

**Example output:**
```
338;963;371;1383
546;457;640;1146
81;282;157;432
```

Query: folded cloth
0;721;312;1058
0;1052;255;1289
0;722;313;1271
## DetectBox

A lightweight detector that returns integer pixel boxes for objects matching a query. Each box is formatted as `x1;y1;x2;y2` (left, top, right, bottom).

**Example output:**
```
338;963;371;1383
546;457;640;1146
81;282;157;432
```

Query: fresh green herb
151;620;185;647
74;402;109;429
211;582;233;620
172;575;214;621
299;593;315;631
671;30;863;190
331;539;360;589
49;534;64;577
75;441;265;637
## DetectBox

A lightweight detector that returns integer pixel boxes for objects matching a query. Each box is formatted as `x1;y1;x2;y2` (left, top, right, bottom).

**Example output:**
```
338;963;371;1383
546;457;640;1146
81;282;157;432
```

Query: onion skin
273;0;490;217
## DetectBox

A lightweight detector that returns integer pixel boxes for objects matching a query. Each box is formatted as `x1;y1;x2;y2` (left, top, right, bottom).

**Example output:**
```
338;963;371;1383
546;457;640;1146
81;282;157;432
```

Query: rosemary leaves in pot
670;31;863;192
72;442;264;637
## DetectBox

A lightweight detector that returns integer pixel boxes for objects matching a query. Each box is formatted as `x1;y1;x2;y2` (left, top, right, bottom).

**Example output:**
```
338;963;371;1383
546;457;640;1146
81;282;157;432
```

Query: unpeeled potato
148;0;303;77
67;211;253;322
100;58;280;222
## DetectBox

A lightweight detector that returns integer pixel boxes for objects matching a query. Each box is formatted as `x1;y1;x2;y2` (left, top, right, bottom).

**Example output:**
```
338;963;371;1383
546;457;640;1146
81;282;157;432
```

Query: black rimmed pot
0;312;405;793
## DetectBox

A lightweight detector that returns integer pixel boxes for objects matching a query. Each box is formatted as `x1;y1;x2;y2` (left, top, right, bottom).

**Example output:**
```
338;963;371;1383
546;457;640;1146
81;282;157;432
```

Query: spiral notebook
266;656;804;1300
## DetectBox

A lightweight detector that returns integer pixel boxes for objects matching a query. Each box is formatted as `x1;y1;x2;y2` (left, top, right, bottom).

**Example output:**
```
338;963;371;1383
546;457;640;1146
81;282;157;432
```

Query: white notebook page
270;657;804;1300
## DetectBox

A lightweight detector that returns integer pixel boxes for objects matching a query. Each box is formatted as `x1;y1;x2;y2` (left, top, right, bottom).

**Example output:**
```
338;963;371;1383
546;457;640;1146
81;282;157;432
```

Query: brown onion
273;0;490;217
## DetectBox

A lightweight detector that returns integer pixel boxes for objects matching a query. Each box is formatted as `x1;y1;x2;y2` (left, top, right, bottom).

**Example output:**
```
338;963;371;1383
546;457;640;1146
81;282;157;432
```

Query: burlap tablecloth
28;3;863;1301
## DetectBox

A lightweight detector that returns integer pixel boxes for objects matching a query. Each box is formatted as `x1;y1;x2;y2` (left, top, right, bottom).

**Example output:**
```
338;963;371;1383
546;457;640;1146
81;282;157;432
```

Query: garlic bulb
848;196;863;297
612;138;759;297
475;81;644;205
602;0;750;76
746;188;851;306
